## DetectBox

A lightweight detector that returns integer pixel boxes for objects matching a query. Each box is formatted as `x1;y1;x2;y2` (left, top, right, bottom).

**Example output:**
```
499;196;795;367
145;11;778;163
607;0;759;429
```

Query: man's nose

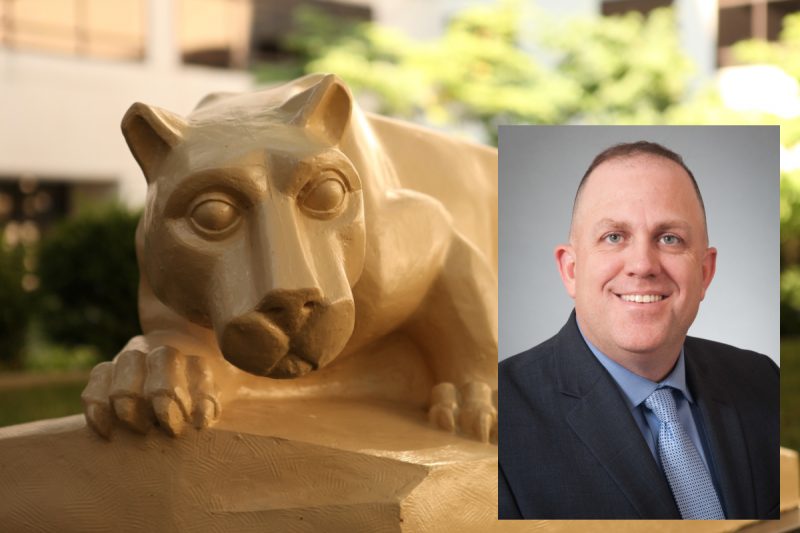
625;239;661;277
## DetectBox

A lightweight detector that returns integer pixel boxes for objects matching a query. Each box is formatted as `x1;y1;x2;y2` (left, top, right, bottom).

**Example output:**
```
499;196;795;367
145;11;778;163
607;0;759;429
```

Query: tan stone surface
0;398;498;533
780;447;799;513
1;407;796;532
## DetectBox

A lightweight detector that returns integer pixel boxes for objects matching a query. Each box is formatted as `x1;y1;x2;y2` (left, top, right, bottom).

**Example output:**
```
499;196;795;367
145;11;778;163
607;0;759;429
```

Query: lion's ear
280;74;352;144
121;102;187;182
193;91;236;111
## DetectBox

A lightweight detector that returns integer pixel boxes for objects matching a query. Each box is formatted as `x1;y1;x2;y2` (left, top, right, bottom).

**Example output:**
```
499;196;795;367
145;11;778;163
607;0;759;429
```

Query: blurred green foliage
544;7;691;124
781;338;800;450
258;2;692;143
24;322;100;372
728;14;800;334
734;13;800;82
782;171;800;334
0;231;30;368
0;379;85;427
36;205;141;360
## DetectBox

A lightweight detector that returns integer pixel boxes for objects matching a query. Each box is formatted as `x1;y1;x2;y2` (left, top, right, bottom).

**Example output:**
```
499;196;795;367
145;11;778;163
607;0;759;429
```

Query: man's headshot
498;127;779;520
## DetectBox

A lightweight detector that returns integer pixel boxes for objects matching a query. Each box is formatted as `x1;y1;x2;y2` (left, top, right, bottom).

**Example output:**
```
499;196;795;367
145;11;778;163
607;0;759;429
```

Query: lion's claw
152;395;187;436
112;396;153;434
429;403;456;432
193;398;218;429
82;362;114;438
428;381;497;443
84;402;113;439
81;339;220;439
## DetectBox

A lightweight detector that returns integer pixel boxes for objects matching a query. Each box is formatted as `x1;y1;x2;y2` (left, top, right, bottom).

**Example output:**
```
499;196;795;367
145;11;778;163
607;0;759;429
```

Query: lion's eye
190;198;239;233
300;173;346;216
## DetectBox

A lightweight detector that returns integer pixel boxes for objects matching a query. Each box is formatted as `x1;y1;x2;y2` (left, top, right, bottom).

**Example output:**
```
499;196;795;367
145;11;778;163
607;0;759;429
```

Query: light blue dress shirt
577;329;722;500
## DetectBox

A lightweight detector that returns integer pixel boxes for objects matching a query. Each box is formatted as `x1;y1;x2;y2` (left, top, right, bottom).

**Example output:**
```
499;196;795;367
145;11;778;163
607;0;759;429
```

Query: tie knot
644;387;679;424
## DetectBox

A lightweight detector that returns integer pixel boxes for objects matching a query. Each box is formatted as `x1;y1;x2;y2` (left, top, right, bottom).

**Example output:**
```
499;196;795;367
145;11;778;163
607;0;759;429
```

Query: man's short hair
570;141;707;240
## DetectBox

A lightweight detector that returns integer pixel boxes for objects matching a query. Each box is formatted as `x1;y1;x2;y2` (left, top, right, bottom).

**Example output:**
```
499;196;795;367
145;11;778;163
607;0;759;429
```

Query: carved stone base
2;401;797;532
0;398;498;532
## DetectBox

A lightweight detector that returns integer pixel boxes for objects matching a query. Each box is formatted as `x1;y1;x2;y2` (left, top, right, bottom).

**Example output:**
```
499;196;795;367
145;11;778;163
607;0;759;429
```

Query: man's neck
602;349;680;382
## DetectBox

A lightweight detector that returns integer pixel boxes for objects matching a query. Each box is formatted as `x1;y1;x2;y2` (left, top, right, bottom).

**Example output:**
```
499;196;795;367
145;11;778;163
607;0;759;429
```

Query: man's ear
555;244;577;299
121;102;187;183
699;246;717;300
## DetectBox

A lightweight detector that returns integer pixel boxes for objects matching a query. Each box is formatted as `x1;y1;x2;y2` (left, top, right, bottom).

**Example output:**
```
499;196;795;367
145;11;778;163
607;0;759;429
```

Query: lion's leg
410;234;497;385
355;188;498;442
355;189;498;442
406;232;498;443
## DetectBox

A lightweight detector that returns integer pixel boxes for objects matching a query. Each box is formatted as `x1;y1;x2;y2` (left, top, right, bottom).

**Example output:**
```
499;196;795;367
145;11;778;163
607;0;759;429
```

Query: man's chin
580;314;680;361
611;329;675;357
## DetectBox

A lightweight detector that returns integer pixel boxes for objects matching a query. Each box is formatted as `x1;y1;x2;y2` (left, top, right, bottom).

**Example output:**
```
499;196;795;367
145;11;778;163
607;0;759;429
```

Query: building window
0;0;146;61
0;177;68;241
0;176;116;293
601;0;673;17
718;0;800;66
249;0;371;65
0;176;116;237
179;0;253;68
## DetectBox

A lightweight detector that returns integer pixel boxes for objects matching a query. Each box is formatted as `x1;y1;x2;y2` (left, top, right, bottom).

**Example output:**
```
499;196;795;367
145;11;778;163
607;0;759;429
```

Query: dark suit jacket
499;311;779;519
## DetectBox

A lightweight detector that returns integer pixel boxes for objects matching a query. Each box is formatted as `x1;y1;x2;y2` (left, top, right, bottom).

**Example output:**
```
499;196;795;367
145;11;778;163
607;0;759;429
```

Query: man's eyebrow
592;218;629;232
591;218;694;234
653;220;693;234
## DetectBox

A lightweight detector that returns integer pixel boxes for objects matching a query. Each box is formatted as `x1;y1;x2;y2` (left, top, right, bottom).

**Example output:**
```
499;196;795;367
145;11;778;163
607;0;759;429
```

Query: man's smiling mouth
617;294;666;304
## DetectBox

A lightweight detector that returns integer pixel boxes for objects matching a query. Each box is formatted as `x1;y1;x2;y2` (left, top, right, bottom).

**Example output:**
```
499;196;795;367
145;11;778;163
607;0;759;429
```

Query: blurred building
0;0;253;244
1;0;797;239
0;0;474;241
538;0;799;76
602;0;800;170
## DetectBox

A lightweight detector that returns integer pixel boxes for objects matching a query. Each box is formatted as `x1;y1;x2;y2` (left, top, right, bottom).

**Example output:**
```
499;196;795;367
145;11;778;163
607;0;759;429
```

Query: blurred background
0;0;797;448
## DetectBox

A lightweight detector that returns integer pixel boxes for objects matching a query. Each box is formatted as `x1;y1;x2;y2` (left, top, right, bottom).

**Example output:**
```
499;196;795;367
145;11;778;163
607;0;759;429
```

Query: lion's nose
257;288;322;334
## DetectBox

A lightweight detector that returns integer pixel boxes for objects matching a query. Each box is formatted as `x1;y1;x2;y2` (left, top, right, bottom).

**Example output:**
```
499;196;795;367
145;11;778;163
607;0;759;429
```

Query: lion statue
81;74;498;443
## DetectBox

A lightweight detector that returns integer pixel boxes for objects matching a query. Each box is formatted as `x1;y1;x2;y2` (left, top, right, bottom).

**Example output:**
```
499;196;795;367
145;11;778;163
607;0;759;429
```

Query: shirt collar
577;325;694;409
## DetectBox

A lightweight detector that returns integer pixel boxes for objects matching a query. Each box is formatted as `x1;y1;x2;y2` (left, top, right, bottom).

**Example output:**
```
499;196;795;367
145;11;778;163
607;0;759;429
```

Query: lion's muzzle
218;288;355;378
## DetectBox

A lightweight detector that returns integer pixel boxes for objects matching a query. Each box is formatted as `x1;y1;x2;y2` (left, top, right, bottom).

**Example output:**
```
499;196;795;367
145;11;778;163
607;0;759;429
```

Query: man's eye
604;233;623;244
660;234;682;245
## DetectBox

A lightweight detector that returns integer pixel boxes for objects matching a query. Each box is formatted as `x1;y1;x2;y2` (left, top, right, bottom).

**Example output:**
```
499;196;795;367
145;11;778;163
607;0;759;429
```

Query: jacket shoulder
499;333;565;412
500;334;559;381
684;335;778;398
684;336;777;373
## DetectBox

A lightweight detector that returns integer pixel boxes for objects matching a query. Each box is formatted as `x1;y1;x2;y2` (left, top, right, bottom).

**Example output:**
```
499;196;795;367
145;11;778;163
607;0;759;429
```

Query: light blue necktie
644;387;726;519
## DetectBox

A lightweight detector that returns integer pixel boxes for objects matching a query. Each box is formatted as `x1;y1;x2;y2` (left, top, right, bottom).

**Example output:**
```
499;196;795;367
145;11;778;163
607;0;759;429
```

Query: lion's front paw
81;345;220;439
428;382;497;444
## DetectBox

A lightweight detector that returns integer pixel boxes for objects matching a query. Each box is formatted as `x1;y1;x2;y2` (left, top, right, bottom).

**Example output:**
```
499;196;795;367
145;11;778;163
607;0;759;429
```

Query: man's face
556;154;716;364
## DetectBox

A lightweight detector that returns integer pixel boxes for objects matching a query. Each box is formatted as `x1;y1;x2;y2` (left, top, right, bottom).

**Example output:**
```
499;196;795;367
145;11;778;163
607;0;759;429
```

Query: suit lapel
557;312;680;518
684;344;755;518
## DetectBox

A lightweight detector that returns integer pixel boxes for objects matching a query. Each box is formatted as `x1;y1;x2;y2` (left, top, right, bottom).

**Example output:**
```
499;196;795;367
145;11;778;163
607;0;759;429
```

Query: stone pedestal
1;401;797;532
0;398;497;532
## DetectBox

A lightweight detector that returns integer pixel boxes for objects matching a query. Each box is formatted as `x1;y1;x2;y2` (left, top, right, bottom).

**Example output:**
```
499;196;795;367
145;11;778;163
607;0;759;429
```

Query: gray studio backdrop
498;125;779;365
